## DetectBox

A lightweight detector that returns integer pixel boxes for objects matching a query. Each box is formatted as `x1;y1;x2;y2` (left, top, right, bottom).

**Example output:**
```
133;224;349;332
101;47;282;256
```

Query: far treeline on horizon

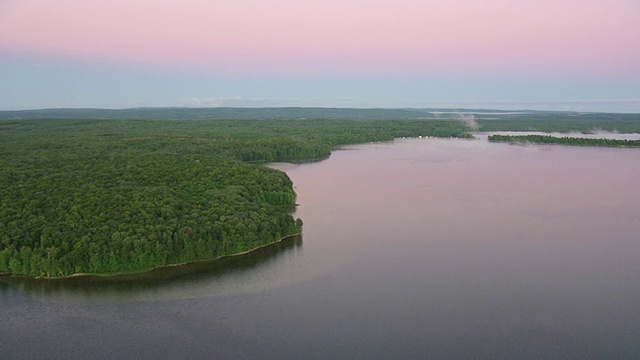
2;107;640;134
1;106;640;119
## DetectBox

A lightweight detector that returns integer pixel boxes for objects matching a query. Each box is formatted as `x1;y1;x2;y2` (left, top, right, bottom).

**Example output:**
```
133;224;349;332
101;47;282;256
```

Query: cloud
419;98;640;113
179;97;359;108
179;97;640;113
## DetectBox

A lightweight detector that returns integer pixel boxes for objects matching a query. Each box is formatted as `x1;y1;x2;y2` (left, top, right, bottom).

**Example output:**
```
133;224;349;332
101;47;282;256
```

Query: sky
1;0;639;112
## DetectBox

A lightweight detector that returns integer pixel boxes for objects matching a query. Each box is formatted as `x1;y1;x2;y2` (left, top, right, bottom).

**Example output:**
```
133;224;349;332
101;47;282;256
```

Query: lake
2;135;640;358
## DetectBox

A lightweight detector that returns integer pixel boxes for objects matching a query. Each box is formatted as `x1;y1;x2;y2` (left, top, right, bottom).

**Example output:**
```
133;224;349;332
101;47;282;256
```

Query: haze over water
2;136;640;358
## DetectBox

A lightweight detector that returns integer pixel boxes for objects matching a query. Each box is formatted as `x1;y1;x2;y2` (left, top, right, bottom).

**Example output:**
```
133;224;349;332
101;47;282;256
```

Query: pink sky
2;0;639;76
1;0;639;111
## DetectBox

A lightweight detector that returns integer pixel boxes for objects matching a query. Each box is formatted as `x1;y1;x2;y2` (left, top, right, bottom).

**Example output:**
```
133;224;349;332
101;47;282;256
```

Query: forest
3;107;639;133
488;134;640;148
0;118;470;277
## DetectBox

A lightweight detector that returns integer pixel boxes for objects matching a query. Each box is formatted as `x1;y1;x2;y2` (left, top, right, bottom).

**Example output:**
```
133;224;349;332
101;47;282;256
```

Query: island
488;134;640;148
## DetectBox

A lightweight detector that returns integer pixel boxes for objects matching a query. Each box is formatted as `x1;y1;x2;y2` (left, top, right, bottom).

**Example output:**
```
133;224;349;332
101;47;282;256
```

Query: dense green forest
488;134;640;147
0;118;470;277
2;107;638;134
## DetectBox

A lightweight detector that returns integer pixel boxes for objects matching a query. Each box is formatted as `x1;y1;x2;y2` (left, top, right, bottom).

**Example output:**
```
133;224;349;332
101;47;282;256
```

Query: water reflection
1;235;302;303
0;281;11;293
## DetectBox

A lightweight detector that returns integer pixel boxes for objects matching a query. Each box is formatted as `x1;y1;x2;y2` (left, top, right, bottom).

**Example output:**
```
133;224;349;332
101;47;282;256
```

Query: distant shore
488;134;640;148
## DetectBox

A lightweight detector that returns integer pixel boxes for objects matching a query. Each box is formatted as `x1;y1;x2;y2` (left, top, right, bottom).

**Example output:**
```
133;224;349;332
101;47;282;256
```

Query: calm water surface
2;136;640;359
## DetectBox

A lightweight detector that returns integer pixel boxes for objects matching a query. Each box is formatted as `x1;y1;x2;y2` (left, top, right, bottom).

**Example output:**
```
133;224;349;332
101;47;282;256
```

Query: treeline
488;134;640;148
0;106;553;121
0;118;470;277
478;112;640;133
0;107;440;121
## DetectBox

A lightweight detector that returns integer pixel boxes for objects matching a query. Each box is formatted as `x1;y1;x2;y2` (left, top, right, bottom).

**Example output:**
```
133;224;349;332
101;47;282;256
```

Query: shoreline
0;233;302;282
487;133;640;148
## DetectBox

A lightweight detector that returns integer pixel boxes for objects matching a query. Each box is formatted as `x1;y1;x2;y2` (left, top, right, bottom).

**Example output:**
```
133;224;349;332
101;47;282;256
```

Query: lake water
2;136;640;359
